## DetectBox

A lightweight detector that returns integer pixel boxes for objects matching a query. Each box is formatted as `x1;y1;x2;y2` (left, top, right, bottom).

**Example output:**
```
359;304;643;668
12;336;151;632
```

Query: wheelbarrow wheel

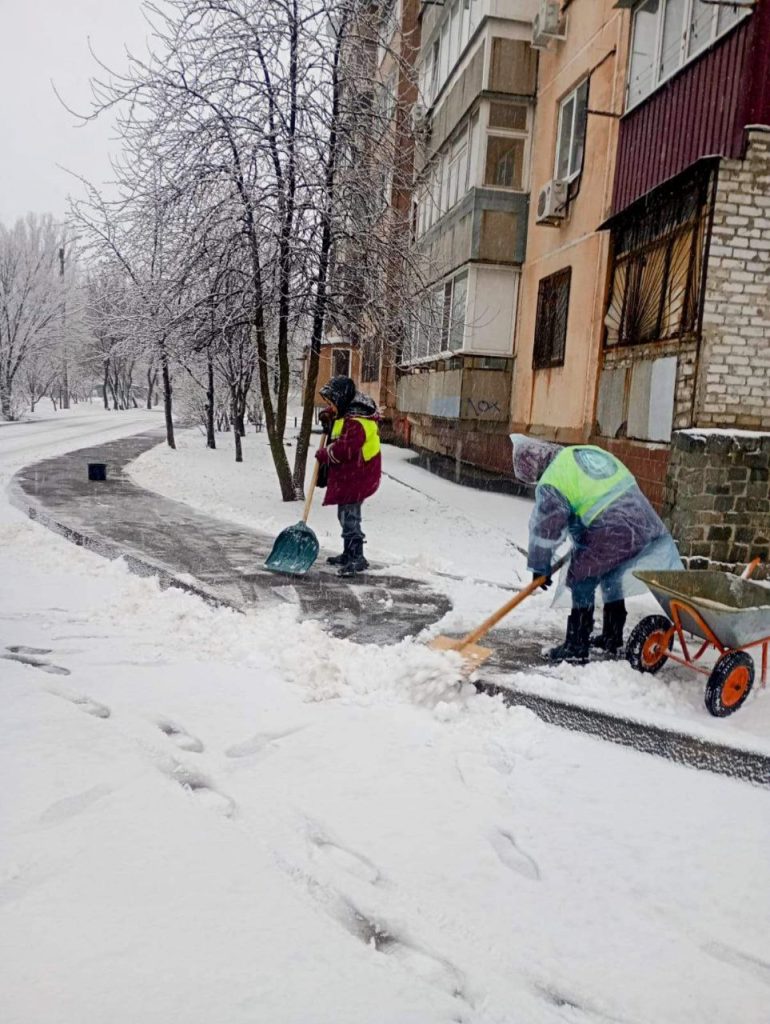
705;651;755;718
626;615;673;674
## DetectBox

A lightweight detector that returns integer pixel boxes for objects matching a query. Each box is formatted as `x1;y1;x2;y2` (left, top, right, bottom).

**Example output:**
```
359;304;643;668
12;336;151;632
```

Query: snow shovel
265;438;325;575
430;555;568;671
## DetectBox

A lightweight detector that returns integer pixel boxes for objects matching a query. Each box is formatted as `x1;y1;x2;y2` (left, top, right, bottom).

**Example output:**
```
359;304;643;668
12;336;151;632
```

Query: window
430;38;440;98
361;340;380;383
447;128;468;208
627;0;751;109
687;0;714;56
422;5;478;105
718;3;746;34
377;0;399;64
332;348;351;377
555;79;589;182
489;102;527;131
375;74;397;134
533;268;571;370
407;273;469;362
485;137;525;189
604;166;713;348
449;0;460;68
628;0;660;107
660;0;686;79
449;272;467;350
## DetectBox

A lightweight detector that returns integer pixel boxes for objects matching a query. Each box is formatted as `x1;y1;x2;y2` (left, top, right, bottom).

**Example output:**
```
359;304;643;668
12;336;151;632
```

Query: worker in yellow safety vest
510;435;682;664
316;376;382;577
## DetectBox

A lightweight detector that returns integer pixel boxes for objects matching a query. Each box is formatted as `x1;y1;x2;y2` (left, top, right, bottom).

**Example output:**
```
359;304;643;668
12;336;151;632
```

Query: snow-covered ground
3;409;770;1024
129;427;770;752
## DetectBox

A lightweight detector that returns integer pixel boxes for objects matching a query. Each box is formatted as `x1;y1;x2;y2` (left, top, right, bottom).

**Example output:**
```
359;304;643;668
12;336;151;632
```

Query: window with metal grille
361;340;380;383
604;165;714;348
533;268;571;370
332;348;351;378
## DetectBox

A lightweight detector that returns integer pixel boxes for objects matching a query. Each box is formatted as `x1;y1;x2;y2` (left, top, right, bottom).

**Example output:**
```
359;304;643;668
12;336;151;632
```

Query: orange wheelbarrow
627;560;769;717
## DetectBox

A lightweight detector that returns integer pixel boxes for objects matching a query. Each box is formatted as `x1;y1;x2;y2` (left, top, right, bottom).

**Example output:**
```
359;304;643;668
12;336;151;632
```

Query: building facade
357;0;770;572
592;0;770;510
511;0;629;451
394;0;539;472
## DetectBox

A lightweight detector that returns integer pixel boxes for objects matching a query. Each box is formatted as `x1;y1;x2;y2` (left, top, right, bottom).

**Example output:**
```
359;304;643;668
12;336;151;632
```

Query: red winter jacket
315;414;382;506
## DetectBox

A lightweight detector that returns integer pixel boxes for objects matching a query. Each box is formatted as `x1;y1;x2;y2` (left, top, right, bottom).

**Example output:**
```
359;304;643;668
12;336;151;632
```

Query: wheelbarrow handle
302;435;327;525
456;553;569;651
741;557;762;580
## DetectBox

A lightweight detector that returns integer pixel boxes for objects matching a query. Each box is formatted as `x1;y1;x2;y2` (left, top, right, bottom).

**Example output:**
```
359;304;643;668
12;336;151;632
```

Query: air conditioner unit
531;1;566;49
536;179;568;225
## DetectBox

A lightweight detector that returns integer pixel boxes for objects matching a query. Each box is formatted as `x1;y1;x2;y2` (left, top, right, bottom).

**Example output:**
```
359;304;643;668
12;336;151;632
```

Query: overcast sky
0;0;149;225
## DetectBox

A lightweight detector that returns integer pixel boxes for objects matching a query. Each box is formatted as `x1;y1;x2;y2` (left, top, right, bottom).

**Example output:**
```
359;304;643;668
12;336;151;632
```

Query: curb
475;680;770;787
9;476;239;614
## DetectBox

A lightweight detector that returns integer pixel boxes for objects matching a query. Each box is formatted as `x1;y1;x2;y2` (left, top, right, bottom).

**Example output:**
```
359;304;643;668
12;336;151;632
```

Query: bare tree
0;215;63;419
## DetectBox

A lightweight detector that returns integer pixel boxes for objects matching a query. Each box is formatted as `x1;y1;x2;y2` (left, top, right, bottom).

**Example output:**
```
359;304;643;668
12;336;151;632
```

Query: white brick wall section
697;132;770;429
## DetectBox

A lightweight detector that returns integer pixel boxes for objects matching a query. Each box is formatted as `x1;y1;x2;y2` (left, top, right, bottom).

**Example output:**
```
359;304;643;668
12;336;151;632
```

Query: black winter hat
320;375;356;414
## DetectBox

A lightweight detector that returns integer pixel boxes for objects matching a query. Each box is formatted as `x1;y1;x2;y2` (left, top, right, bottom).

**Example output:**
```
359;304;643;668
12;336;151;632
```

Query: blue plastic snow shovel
265;438;325;575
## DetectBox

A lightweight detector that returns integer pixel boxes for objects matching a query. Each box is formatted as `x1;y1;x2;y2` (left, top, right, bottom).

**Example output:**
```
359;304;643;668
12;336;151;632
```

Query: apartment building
511;0;628;452
316;0;421;425
393;0;539;473
597;0;770;568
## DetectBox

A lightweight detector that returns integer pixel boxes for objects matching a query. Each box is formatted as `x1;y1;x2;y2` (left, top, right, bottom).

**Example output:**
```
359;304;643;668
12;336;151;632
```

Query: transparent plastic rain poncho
510;435;683;605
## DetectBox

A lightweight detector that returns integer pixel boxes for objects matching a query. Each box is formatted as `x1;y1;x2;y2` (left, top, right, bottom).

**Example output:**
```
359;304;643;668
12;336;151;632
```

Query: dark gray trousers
337;503;364;544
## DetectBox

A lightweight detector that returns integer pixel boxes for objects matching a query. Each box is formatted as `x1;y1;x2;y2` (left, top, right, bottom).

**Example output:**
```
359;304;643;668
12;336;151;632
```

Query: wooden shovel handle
456;554;569;651
302;435;327;524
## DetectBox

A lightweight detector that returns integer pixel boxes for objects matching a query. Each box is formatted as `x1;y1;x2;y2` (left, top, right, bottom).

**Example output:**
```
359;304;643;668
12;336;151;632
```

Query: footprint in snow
157;719;204;753
309;835;382;885
339;903;469;1002
702;940;770;988
6;645;52;655
58;692;111;719
489;829;541;881
225;726;306;759
169;766;236;818
39;784;113;826
2;648;70;675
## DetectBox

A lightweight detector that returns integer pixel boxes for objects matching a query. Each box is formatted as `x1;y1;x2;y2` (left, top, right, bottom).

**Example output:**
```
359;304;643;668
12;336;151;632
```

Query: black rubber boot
326;539;352;567
338;538;369;577
590;600;627;658
548;607;594;665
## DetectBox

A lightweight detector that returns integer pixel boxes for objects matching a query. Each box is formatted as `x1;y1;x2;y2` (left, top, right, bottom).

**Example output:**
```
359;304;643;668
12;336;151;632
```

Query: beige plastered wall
511;0;629;441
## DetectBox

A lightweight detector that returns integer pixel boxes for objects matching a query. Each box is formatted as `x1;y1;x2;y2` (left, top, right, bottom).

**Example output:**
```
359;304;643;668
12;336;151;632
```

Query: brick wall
595;437;670;511
404;413;514;475
664;430;770;577
697;129;770;428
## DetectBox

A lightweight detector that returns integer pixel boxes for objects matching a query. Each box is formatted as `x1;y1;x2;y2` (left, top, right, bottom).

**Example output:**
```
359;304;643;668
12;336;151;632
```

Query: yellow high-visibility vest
331;416;381;461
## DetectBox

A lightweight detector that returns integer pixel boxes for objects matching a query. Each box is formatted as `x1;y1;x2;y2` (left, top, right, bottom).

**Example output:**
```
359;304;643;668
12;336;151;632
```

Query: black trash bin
88;463;107;481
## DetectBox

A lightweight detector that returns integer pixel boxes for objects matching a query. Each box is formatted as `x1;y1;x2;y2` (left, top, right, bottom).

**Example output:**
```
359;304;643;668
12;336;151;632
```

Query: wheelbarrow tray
634;570;770;650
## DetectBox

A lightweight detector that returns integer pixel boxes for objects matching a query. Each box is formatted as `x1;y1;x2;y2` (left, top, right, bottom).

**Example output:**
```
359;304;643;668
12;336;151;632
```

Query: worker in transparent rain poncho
510;435;683;665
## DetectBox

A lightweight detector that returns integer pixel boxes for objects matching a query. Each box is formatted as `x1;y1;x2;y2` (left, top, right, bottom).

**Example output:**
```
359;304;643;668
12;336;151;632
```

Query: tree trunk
293;24;344;496
146;367;157;410
231;389;243;462
205;352;216;449
102;361;110;410
160;342;175;449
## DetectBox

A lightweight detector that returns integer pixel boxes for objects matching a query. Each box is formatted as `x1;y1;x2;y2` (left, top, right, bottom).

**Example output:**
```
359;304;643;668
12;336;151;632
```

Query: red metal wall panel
612;8;769;215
